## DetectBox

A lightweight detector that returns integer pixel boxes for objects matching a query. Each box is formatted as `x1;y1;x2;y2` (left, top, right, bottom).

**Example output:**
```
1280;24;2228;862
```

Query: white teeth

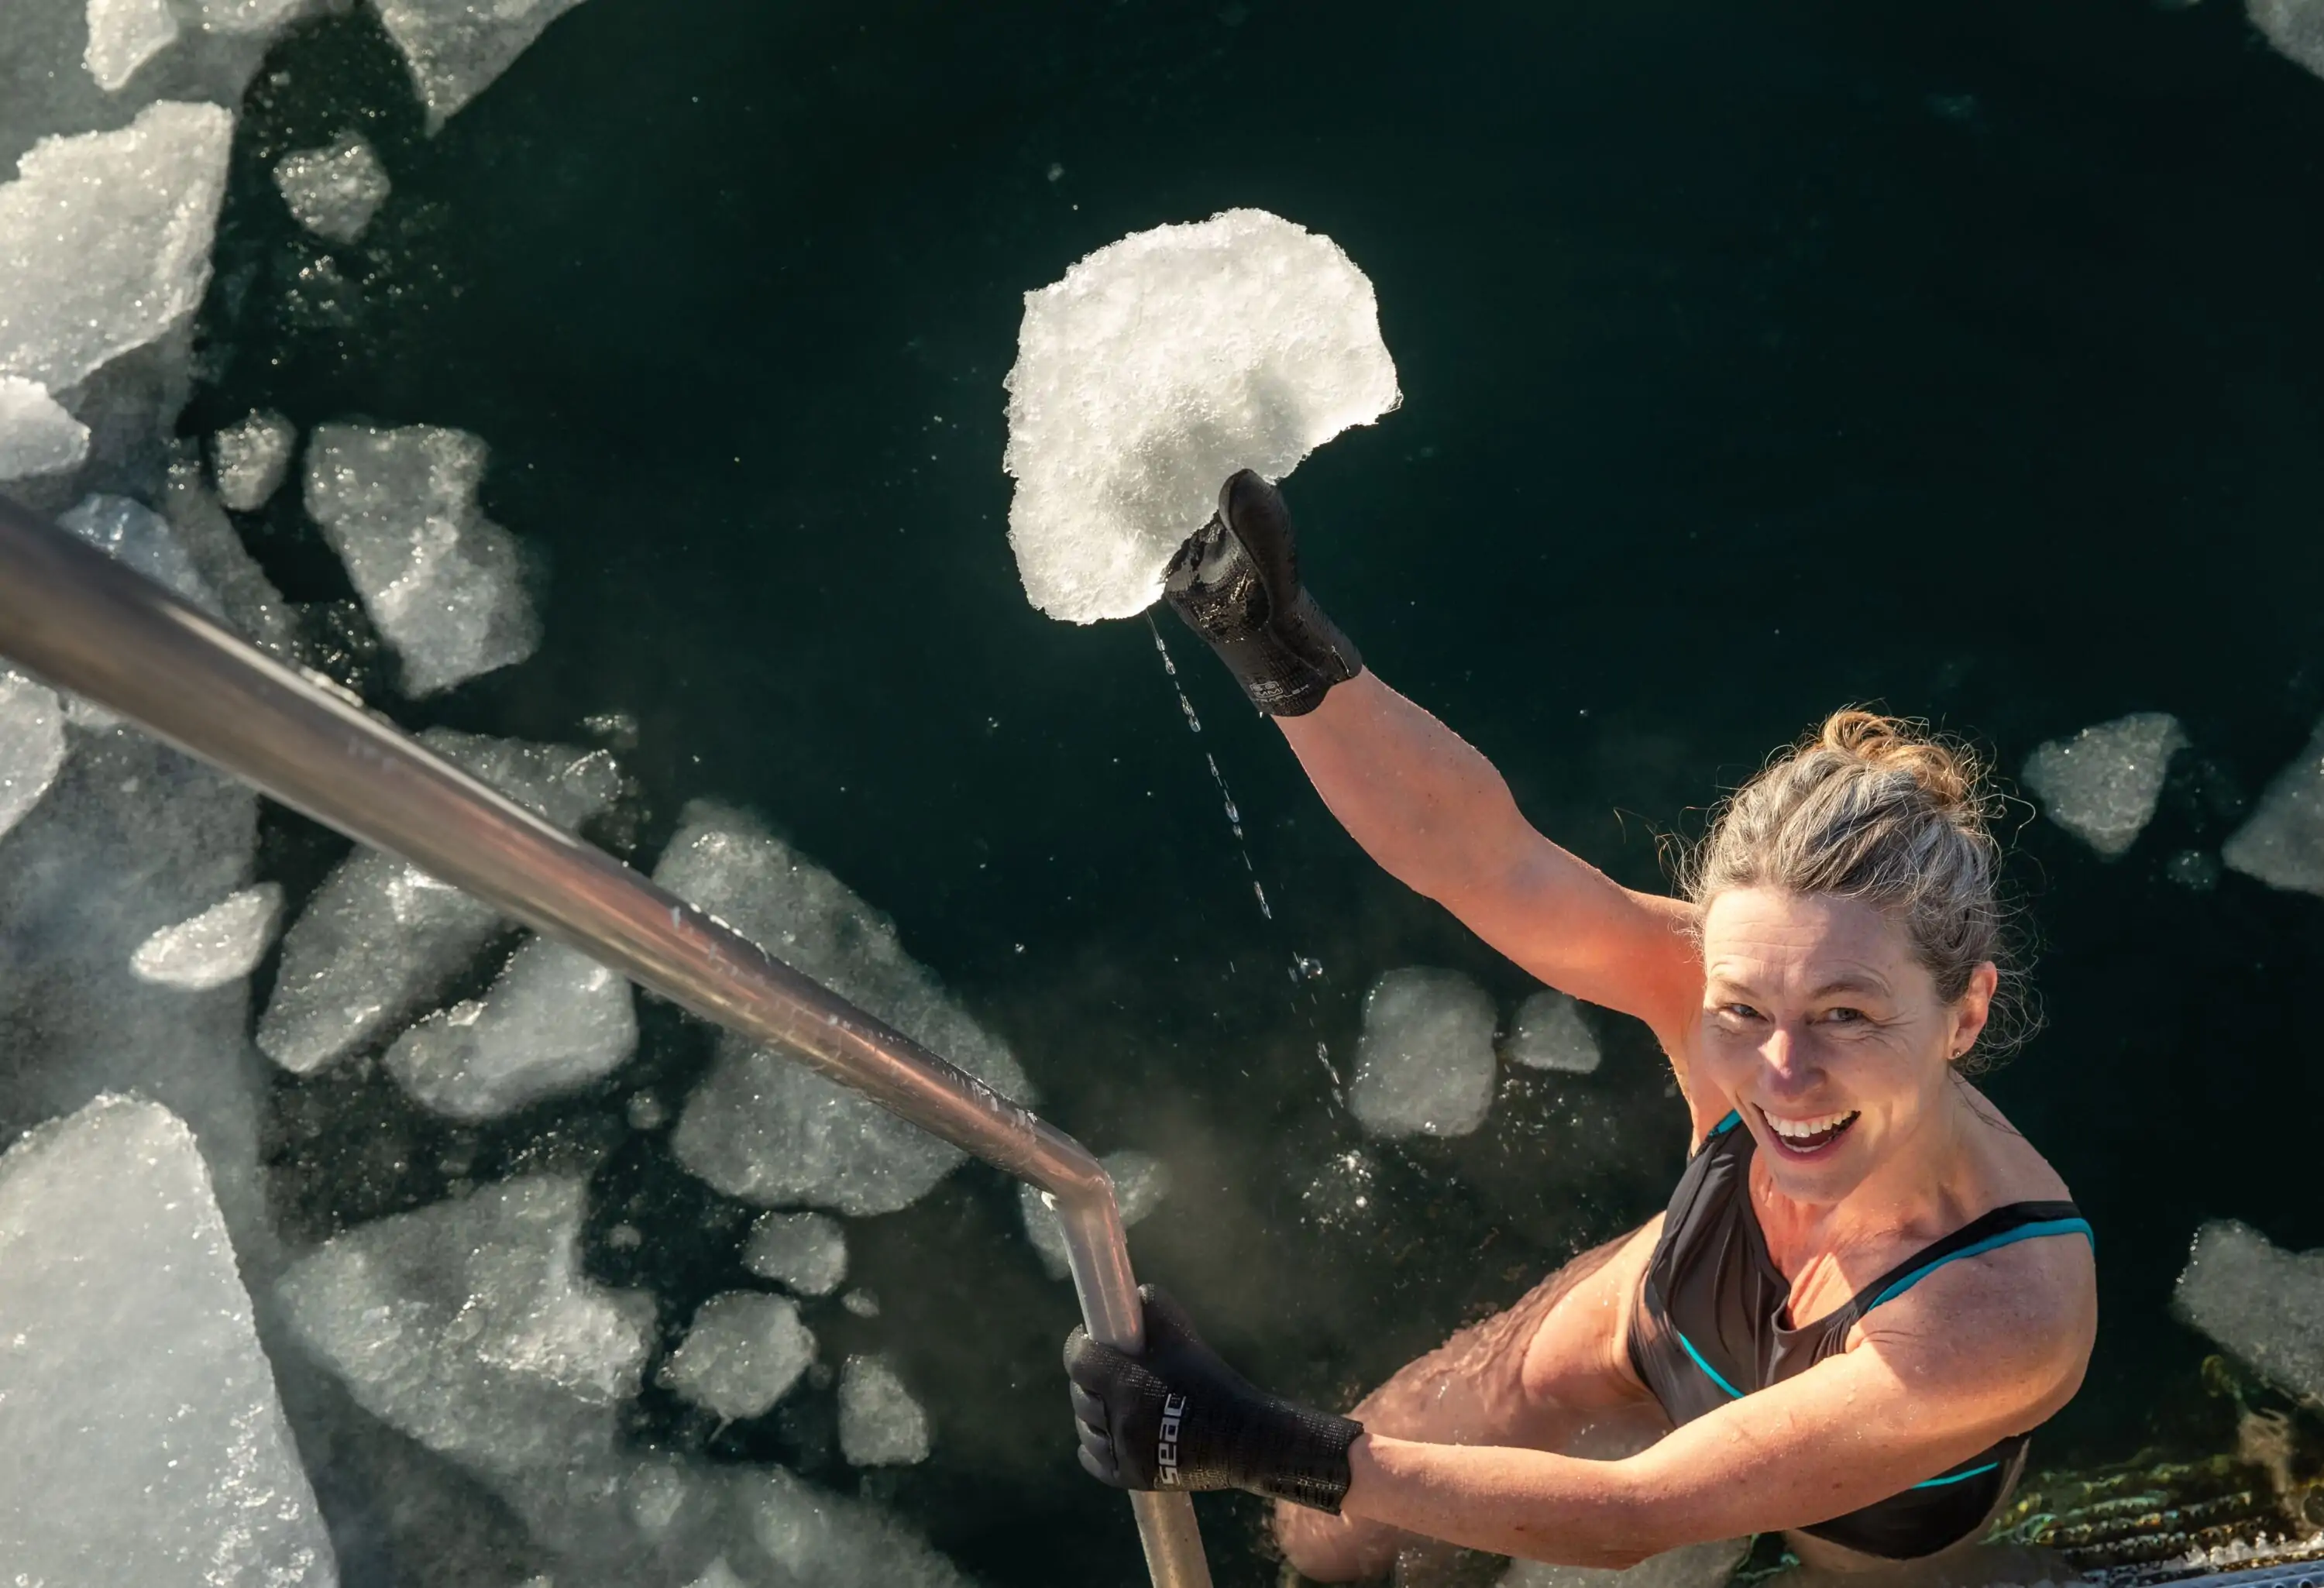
1765;1109;1857;1142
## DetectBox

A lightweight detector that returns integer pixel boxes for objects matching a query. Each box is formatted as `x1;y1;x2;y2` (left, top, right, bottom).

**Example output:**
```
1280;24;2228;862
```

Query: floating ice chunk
0;376;90;479
387;934;638;1119
741;1209;848;1296
0;1096;336;1586
374;0;592;132
2252;0;2324;80
278;1175;655;1481
740;1466;971;1588
1349;967;1498;1139
2023;712;2188;858
0;102;234;393
1019;1149;1170;1280
2174;1219;2324;1406
84;0;179;91
838;1354;931;1467
130;882;283;989
686;1559;748;1588
1504;989;1602;1074
658;803;1034;1215
274;132;390;244
0;669;68;843
1501;1538;1748;1588
59;492;223;614
164;461;300;656
304;422;541;697
258;730;621;1071
194;0;308;33
658;1291;815;1422
2224;717;2324;898
210;408;297;510
1002;208;1401;623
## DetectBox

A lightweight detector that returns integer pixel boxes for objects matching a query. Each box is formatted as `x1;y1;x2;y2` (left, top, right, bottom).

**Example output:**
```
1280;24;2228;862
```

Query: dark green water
192;1;2324;1582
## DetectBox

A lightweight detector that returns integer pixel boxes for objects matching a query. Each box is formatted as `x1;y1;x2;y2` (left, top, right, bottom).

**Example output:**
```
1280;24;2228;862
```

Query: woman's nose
1759;1026;1816;1090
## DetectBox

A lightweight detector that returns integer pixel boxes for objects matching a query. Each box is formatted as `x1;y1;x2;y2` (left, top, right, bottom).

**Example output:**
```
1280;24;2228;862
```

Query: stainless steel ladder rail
0;494;1212;1588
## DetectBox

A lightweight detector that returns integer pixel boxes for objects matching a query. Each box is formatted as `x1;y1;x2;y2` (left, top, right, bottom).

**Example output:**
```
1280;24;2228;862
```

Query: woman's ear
1951;961;1999;1058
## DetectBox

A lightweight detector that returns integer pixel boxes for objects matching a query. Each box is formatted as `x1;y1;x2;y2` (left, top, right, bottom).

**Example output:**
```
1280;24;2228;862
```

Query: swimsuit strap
1850;1201;2092;1316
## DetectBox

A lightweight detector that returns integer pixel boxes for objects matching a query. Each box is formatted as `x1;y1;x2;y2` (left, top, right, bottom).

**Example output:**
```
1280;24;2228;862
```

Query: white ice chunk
1504;989;1601;1074
278;1174;655;1481
740;1466;971;1588
1502;1538;1748;1588
387;934;637;1119
165;460;301;656
274;132;390;244
1349;967;1498;1139
304;422;541;697
131;882;284;989
741;1208;848;1296
0;376;90;479
838;1353;930;1467
2224;716;2324;898
1002;208;1401;623
0;102;234;393
686;1559;748;1588
658;1291;815;1422
658;802;1035;1215
210;408;297;510
0;669;68;843
258;731;621;1071
194;0;308;33
0;1096;337;1586
2253;0;2324;81
2023;711;2188;858
84;0;180;91
373;0;591;132
2174;1218;2324;1406
1018;1148;1170;1280
59;492;224;615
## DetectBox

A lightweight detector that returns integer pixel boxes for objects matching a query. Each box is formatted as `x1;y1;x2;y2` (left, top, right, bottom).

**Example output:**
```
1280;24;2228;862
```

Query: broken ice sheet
0;1095;336;1586
374;0;593;132
741;1208;848;1296
2023;711;2188;858
130;882;283;989
386;933;638;1120
1018;1148;1170;1279
209;407;297;510
838;1353;930;1467
2174;1218;2324;1406
0;375;90;480
2252;0;2324;81
274;132;390;244
0;668;68;843
1002;208;1401;622
741;1466;971;1587
1349;966;1499;1139
658;1291;816;1421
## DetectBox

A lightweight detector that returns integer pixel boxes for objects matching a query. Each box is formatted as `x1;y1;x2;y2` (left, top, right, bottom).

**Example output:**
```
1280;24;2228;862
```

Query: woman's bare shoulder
1956;1081;2076;1205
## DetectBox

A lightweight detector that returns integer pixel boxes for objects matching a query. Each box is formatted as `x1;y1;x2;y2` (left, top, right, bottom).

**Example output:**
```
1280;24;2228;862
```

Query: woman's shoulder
1955;1081;2076;1206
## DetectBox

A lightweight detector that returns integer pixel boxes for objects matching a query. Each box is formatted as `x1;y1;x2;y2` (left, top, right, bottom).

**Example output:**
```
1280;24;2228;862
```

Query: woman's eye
1718;1003;1762;1022
1820;1008;1865;1025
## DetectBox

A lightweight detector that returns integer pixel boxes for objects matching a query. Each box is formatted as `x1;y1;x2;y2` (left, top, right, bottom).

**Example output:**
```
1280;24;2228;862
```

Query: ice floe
1349;966;1499;1139
838;1353;931;1467
164;459;301;655
209;408;297;510
658;1291;816;1422
1503;988;1601;1074
658;802;1034;1215
2223;717;2324;898
2252;0;2324;81
84;0;180;92
741;1208;849;1296
130;882;282;989
1003;208;1401;622
741;1466;971;1588
0;669;69;843
373;0;593;132
274;132;390;244
0;1096;335;1586
304;421;541;697
1019;1148;1170;1280
2174;1218;2324;1406
0;376;90;480
386;933;637;1119
2023;711;2188;858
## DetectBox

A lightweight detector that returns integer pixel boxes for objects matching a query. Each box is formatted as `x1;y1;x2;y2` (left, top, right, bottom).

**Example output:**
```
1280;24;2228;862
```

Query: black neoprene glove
1063;1284;1363;1513
1162;470;1363;717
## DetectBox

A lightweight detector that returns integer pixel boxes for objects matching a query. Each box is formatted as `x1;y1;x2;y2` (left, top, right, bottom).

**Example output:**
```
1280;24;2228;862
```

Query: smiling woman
1060;474;2099;1579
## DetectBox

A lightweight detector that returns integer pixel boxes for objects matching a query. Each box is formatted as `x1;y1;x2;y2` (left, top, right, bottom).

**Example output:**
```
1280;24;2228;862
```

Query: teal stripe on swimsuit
1910;1460;2001;1490
1864;1218;2095;1311
1675;1329;1745;1400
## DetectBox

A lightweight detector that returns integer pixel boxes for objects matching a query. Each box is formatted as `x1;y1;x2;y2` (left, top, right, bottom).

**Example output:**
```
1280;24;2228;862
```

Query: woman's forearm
1342;1435;1695;1569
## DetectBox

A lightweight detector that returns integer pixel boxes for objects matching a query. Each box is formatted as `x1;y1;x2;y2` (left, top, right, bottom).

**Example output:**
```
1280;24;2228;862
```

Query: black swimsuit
1626;1112;2093;1559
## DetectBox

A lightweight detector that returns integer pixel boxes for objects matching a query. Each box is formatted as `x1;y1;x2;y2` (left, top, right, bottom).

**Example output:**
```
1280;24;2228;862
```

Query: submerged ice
2223;716;2324;898
210;408;297;510
374;0;593;131
0;375;90;480
2174;1218;2324;1406
0;668;68;842
837;1354;930;1467
274;132;391;244
1002;208;1401;622
658;1291;816;1422
130;882;283;989
1504;988;1602;1074
742;1466;971;1588
1019;1148;1171;1280
387;934;638;1119
2252;0;2324;81
742;1208;849;1296
1350;966;1500;1139
2023;712;2187;858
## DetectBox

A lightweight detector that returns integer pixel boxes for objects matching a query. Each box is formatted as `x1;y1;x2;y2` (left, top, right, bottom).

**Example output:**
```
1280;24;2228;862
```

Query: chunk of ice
1503;989;1601;1074
2023;711;2188;858
1501;1538;1748;1588
304;422;541;697
838;1353;931;1467
1002;208;1401;623
741;1208;848;1296
164;460;301;656
0;668;68;843
130;882;283;989
2174;1218;2324;1406
1349;967;1498;1139
210;407;297;510
1018;1148;1170;1280
658;802;1034;1215
84;0;180;91
2223;717;2324;898
0;376;90;479
373;0;591;132
387;933;638;1120
59;491;224;615
258;730;621;1071
739;1466;971;1588
658;1291;816;1422
194;0;308;33
2252;0;2324;81
278;1174;656;1481
0;102;234;393
0;1096;336;1586
274;132;390;244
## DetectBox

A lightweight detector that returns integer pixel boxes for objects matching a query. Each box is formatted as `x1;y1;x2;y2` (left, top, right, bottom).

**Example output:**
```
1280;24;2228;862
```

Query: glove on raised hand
1063;1284;1363;1513
1162;470;1363;717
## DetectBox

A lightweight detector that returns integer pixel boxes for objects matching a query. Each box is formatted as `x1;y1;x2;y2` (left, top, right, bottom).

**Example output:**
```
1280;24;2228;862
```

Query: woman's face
1693;886;1996;1206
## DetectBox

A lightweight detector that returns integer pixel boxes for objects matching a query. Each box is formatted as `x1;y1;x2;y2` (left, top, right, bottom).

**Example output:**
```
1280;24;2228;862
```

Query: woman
1063;472;2098;1576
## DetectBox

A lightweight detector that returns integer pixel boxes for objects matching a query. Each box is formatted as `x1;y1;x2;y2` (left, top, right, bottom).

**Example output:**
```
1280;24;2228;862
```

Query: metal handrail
0;494;1211;1588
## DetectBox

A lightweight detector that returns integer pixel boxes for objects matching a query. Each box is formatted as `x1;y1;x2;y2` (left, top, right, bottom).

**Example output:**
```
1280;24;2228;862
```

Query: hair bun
1815;709;1985;826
